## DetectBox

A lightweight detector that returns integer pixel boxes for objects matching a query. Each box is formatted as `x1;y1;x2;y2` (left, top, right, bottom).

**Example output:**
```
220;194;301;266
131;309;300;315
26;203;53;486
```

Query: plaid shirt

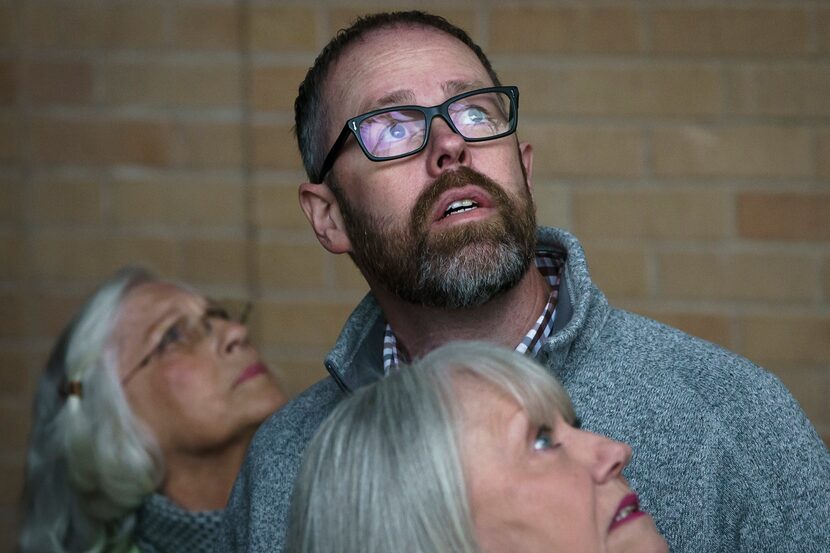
383;252;563;374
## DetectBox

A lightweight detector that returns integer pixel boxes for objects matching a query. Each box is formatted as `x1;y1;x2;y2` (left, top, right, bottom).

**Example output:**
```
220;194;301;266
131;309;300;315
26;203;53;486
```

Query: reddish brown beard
333;166;537;308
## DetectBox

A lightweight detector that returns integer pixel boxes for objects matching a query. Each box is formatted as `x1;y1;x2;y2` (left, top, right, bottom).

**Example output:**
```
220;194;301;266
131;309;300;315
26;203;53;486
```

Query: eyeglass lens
357;90;513;160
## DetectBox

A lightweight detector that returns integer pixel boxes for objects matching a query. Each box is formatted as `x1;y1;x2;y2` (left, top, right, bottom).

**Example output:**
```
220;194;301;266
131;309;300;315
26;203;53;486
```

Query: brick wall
1;1;828;548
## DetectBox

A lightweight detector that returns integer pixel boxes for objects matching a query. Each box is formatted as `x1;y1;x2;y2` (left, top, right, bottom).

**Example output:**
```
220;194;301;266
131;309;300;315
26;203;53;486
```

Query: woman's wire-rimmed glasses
120;300;252;386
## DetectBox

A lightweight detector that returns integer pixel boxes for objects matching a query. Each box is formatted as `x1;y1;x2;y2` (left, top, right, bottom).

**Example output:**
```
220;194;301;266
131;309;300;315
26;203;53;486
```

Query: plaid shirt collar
383;252;563;374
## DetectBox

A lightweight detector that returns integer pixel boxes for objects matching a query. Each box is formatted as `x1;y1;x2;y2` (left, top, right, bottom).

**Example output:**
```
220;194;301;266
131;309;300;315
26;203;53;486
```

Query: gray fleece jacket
222;227;830;553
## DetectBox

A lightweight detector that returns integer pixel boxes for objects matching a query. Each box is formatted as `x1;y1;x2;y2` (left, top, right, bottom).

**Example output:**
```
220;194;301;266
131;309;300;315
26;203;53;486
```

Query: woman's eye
156;321;186;353
533;425;557;451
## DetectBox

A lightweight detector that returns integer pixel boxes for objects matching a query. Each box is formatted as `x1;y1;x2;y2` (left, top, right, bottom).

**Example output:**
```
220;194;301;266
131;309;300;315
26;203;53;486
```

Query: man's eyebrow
362;89;416;113
442;79;487;97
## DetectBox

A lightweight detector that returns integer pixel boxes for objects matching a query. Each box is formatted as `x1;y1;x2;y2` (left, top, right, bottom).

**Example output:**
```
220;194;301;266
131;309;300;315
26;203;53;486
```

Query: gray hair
286;341;575;553
20;266;165;553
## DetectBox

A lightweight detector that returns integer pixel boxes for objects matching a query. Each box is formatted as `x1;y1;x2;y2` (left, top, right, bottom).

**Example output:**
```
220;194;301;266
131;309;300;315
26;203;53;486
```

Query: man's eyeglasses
121;300;252;386
314;85;520;184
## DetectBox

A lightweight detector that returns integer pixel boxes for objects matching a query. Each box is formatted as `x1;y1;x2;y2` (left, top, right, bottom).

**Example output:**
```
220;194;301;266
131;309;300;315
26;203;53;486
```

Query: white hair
286;341;575;553
20;266;165;553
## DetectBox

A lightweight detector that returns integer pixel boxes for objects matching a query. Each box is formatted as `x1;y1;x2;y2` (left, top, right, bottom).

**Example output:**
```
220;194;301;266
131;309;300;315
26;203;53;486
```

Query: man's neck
373;265;551;360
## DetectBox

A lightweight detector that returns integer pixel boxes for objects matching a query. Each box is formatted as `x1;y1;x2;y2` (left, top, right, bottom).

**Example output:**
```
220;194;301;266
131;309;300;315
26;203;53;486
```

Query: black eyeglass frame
314;85;520;184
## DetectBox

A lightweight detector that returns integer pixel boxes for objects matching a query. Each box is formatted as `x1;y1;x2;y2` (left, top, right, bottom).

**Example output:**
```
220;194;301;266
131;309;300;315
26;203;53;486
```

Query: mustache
410;166;514;230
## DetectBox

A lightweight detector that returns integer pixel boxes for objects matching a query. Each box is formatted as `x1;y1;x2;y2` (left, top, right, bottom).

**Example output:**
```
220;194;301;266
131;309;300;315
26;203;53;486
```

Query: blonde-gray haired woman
287;341;668;553
20;266;286;553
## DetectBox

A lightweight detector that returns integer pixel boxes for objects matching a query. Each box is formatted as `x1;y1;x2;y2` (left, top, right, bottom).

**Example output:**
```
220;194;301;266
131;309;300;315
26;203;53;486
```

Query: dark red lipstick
235;362;268;386
609;493;646;532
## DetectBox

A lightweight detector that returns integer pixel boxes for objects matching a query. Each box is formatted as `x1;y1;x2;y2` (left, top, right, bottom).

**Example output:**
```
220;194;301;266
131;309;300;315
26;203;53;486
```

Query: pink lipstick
609;493;646;532
235;362;268;386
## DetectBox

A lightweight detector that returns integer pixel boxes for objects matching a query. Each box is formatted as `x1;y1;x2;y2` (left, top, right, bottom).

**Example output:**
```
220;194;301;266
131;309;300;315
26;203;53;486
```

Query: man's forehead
362;79;490;113
326;25;492;117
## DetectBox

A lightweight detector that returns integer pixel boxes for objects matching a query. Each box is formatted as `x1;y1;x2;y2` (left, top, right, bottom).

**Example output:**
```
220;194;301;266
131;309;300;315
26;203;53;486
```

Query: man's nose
424;116;470;177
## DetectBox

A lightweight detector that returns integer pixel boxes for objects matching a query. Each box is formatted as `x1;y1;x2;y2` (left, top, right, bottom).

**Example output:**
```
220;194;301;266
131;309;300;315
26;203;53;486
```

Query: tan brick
0;4;13;48
0;291;23;340
0;459;25;510
271;356;328;398
742;315;830;365
0;113;22;164
101;62;241;107
0;235;23;280
0;403;30;451
259;301;355;347
652;126;811;178
771;367;830;433
521;123;643;178
823;258;830;301
180;238;248;286
23;2;166;49
112;176;244;227
26;60;93;106
0;60;13;105
253;181;310;231
580;243;648;298
249;6;315;51
737;192;830;241
572;189;728;240
0;516;21;553
173;4;240;49
641;310;733;350
651;8;811;55
251;65;308;112
820;9;830;53
731;66;830;117
33;291;86;338
491;7;640;54
532;184;569;230
252;123;303;169
32;235;177;281
329;7;477;41
819;130;830;180
657;252;815;302
178;121;243;168
30;175;102;224
332;254;369;293
503;65;721;117
0;349;30;400
258;242;326;289
30;117;173;166
0;176;23;225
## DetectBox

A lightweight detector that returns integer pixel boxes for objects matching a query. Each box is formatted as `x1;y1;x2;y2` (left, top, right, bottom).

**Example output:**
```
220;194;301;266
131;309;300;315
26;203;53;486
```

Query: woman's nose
217;318;250;354
576;429;632;483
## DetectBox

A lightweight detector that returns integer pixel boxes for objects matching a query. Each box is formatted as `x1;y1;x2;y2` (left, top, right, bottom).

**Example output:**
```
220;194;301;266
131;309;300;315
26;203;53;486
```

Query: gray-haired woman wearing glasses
287;341;668;553
20;266;286;553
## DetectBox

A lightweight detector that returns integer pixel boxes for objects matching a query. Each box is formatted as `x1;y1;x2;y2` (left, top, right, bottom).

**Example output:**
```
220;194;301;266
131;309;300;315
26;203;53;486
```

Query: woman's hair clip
59;380;83;399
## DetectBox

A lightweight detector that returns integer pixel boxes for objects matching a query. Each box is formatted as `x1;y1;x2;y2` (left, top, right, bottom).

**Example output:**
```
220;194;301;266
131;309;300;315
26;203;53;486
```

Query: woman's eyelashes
532;425;560;451
154;318;188;356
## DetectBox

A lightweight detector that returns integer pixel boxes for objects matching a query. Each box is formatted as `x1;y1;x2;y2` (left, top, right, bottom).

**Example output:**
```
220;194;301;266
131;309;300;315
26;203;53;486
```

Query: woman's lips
234;362;268;386
608;493;647;532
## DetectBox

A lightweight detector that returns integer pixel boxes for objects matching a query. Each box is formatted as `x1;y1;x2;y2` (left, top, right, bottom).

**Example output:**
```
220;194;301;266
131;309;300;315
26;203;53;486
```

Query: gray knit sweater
222;227;830;553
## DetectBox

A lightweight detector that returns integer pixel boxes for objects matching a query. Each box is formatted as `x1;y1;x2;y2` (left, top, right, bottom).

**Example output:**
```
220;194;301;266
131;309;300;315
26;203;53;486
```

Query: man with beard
221;10;830;553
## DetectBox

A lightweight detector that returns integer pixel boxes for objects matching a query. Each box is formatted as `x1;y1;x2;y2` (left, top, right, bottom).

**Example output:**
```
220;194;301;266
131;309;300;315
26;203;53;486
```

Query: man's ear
519;141;534;193
298;182;352;254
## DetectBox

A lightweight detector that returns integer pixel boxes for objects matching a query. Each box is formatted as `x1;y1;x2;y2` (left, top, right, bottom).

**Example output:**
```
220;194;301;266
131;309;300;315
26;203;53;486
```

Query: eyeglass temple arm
315;124;355;184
